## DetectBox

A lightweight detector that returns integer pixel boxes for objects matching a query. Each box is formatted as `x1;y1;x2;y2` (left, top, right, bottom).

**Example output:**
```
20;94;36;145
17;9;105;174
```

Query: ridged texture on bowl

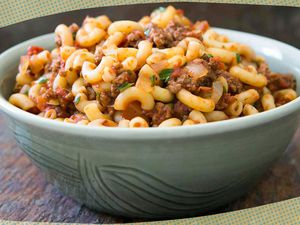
8;110;298;218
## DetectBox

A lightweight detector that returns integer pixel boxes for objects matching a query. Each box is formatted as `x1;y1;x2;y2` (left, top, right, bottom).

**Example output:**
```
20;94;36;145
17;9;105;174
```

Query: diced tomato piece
27;46;44;56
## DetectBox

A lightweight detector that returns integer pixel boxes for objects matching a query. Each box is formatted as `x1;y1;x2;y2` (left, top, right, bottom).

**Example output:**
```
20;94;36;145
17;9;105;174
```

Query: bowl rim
0;28;300;139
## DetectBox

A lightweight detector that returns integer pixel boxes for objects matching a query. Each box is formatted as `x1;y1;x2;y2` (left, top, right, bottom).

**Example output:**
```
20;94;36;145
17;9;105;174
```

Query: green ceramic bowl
0;29;300;219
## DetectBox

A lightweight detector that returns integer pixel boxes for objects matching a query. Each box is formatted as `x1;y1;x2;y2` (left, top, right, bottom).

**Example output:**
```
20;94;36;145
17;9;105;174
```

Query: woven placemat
1;197;299;224
0;0;300;27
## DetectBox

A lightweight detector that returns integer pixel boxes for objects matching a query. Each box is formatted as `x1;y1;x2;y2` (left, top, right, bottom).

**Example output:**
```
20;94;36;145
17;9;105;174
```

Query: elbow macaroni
9;6;298;128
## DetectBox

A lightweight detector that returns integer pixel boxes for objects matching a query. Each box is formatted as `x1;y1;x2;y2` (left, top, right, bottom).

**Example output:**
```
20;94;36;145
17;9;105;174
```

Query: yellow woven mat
0;0;300;28
1;197;300;224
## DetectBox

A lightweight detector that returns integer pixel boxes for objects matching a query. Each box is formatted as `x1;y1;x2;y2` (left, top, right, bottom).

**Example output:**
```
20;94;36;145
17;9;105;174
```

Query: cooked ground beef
98;91;113;108
111;70;137;97
86;86;96;100
147;102;173;126
145;21;202;48
173;101;191;120
122;30;145;48
217;71;243;94
94;48;104;65
145;23;174;48
54;106;71;118
215;93;235;110
44;58;61;74
266;73;296;92
167;59;216;94
257;61;271;77
55;87;74;109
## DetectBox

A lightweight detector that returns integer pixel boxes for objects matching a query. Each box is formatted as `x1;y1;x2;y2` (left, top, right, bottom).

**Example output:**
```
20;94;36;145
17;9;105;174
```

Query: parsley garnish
37;77;48;84
73;95;81;105
159;69;173;83
207;54;213;58
144;29;150;37
150;75;156;87
236;53;241;63
72;32;76;40
118;82;134;92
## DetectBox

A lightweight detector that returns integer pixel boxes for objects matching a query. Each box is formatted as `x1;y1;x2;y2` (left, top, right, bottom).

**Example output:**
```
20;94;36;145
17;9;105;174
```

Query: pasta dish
9;6;297;128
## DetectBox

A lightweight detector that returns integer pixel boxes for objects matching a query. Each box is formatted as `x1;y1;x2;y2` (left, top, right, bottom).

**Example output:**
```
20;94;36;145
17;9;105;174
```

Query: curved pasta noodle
118;119;130;128
225;99;243;116
72;78;87;96
176;89;215;112
29;50;51;74
151;86;174;103
203;29;254;59
82;56;116;84
137;40;153;68
84;15;112;30
102;31;125;49
16;56;33;85
84;102;106;121
152;5;176;28
55;24;74;46
88;118;117;127
188;110;207;123
182;119;196;126
60;46;76;61
76;23;106;47
9;93;36;110
114;87;155;110
44;109;57;119
158;118;182;127
135;64;159;92
167;55;186;68
53;75;67;90
28;83;41;100
230;66;267;88
186;41;203;62
74;93;99;113
108;20;143;35
129;117;149;128
243;104;259;116
206;47;236;64
204;111;229;122
235;89;260;105
261;94;276;111
121;56;138;71
65;49;95;71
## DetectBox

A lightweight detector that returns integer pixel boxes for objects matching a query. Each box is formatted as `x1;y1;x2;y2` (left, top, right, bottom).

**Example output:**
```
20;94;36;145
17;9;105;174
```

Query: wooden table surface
1;113;300;223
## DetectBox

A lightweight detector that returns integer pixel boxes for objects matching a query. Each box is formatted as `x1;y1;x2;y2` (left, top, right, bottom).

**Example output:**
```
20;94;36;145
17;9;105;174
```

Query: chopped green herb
37;77;48;84
236;53;241;63
72;32;77;40
150;75;156;87
118;82;134;92
144;29;150;37
73;95;81;105
24;89;29;95
159;69;173;83
206;54;213;58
